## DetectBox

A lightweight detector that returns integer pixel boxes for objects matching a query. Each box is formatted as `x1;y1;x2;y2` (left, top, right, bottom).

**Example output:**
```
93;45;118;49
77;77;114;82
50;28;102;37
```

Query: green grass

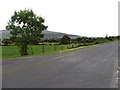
2;40;117;59
2;44;80;59
2;46;21;59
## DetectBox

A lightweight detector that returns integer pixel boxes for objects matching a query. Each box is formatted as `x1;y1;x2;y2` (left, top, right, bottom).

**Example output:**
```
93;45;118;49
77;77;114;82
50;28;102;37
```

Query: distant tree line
2;35;119;46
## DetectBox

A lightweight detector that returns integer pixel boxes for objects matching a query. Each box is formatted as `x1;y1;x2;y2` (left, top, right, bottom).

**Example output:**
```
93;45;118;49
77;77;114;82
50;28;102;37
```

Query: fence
28;43;81;55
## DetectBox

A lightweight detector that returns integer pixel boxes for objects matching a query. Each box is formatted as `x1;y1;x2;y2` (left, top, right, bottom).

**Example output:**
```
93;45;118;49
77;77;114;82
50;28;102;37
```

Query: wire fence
28;43;82;55
2;43;96;59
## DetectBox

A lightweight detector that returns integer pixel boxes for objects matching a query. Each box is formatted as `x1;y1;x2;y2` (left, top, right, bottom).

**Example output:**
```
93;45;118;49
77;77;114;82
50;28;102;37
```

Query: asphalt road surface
3;42;118;88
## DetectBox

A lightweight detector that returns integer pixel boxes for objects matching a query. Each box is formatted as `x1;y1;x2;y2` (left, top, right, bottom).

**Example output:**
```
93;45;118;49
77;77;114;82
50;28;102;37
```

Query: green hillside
0;30;79;40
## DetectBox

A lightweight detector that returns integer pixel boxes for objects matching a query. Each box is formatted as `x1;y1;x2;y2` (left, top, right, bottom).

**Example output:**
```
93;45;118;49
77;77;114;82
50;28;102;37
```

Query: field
2;44;82;59
2;39;117;59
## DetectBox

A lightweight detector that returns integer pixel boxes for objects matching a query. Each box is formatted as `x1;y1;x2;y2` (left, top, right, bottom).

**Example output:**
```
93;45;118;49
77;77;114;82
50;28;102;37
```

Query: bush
2;39;10;46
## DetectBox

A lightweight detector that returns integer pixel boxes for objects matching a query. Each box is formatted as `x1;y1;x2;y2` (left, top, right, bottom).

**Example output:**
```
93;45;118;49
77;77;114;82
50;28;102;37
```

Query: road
3;42;118;88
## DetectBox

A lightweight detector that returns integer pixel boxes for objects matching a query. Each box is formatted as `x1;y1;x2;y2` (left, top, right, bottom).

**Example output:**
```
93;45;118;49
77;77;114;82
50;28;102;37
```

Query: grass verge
2;40;117;60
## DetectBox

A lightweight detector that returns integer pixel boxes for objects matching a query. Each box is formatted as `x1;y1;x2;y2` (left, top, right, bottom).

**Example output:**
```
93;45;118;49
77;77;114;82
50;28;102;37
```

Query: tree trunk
20;43;28;56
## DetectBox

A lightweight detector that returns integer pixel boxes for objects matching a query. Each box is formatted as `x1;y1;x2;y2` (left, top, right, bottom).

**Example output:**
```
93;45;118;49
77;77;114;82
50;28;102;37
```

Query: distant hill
0;30;80;40
0;30;10;39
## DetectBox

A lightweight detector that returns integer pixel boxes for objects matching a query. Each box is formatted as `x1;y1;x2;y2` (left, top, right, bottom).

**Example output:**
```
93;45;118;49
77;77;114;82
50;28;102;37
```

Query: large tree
60;35;71;44
6;9;48;56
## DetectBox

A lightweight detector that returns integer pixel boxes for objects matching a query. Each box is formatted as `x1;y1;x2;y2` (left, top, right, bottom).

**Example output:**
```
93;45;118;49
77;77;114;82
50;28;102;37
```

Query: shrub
2;39;10;46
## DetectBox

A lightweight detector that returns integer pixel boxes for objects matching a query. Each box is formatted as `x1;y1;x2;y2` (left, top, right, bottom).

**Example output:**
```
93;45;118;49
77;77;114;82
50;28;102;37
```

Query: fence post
62;45;63;50
42;45;44;53
31;47;33;55
54;46;57;52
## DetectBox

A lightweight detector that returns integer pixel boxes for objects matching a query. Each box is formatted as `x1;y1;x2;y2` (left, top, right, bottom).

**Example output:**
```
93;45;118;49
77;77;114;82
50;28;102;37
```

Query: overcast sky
0;0;119;37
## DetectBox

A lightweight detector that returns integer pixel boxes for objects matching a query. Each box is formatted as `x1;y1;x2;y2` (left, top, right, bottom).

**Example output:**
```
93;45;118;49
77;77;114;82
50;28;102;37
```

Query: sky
0;0;119;37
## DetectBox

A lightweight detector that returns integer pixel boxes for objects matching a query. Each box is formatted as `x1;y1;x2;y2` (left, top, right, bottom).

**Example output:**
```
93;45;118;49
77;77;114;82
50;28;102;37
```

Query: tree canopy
6;9;48;55
61;35;71;44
